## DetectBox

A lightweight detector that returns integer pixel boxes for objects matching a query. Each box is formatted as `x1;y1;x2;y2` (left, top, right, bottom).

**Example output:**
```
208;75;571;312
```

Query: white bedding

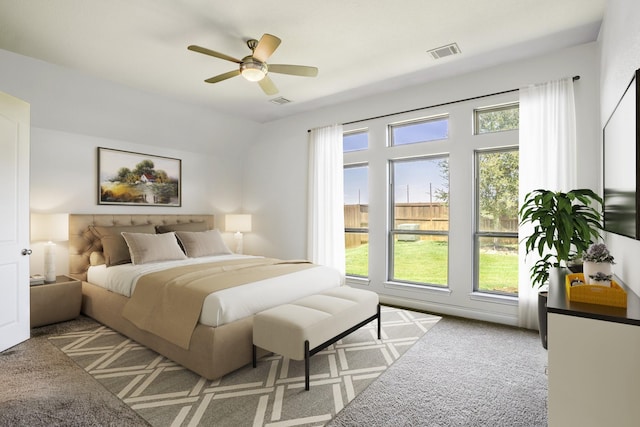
87;255;342;327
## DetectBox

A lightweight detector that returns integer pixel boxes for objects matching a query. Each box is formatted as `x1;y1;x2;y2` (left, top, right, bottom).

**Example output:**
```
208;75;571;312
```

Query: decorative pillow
89;251;106;266
121;232;187;265
90;224;156;266
175;230;232;258
156;222;208;234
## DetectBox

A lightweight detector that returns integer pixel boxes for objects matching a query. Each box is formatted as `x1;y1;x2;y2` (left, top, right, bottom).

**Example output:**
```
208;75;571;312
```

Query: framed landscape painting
98;147;181;206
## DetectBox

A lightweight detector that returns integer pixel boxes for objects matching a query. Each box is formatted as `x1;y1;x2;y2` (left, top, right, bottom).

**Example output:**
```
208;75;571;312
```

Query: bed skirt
81;281;267;380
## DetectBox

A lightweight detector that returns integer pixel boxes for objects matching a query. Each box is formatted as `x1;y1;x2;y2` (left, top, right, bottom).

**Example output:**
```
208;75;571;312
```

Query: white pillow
121;232;187;265
175;230;232;258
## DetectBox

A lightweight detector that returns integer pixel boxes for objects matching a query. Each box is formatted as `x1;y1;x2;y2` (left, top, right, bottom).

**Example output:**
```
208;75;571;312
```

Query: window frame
343;128;369;153
388;155;450;287
343;161;370;278
473;146;519;297
389;114;449;147
473;102;519;135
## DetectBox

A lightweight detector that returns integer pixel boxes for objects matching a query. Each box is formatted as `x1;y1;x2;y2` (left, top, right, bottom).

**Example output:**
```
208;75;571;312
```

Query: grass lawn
346;240;518;294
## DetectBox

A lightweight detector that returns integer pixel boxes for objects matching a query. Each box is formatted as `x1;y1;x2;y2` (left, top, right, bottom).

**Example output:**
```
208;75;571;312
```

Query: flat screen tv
603;68;640;239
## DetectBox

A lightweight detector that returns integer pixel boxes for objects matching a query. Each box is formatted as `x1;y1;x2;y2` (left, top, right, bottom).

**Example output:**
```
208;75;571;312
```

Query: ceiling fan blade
268;64;318;77
258;75;278;95
205;69;241;84
188;45;242;64
252;34;281;62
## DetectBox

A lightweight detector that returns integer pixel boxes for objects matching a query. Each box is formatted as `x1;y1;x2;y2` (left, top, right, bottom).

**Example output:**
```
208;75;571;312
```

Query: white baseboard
379;294;521;328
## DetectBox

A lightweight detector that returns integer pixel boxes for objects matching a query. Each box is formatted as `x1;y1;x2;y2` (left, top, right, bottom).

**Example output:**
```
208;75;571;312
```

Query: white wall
28;127;246;276
0;49;260;158
29;128;243;215
245;42;601;325
0;49;262;276
600;0;640;297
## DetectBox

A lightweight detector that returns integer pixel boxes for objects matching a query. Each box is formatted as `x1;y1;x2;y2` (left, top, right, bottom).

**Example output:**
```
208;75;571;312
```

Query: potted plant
582;243;615;285
519;189;603;348
566;253;584;273
588;271;613;287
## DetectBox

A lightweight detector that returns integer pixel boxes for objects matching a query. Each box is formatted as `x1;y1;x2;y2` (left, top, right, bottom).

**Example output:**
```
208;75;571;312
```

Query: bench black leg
304;340;310;391
252;344;257;368
377;304;381;339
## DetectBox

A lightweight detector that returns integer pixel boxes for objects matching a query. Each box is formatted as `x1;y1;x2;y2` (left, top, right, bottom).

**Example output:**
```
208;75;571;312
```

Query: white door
0;91;30;352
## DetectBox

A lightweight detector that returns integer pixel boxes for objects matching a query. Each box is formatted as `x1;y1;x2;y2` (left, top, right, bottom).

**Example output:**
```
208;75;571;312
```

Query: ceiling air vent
270;97;292;105
427;43;461;60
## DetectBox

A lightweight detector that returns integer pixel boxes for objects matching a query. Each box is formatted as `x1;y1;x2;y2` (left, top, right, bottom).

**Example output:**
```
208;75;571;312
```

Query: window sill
469;291;518;305
384;280;452;296
345;276;371;287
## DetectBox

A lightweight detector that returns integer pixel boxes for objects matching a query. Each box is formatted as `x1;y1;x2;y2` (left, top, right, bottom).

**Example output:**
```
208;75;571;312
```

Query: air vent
427;43;461;60
270;97;292;105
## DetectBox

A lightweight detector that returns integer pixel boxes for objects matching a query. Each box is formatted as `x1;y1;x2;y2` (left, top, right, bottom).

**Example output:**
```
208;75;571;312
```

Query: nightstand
30;275;82;328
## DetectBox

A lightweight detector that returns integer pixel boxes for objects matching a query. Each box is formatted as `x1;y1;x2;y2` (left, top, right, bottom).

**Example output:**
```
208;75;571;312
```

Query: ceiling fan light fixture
240;57;267;82
188;34;317;96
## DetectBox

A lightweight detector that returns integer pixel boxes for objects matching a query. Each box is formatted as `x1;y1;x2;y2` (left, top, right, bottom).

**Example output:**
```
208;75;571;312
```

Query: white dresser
547;273;640;427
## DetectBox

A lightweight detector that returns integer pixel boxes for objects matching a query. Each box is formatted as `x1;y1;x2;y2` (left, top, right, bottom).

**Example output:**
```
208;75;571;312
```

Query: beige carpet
49;307;440;427
328;317;548;426
0;317;149;427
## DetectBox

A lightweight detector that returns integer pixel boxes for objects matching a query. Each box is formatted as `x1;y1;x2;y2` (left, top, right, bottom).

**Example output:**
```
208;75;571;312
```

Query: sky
344;120;449;205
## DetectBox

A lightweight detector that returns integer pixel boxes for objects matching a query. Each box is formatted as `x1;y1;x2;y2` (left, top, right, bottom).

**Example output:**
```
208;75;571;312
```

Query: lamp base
234;232;244;255
44;241;56;283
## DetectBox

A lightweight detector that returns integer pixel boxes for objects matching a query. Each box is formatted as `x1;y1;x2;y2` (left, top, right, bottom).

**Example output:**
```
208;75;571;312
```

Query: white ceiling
0;0;606;123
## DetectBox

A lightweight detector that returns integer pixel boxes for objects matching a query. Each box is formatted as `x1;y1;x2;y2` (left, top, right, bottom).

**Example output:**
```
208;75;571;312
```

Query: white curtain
518;77;577;329
308;124;346;278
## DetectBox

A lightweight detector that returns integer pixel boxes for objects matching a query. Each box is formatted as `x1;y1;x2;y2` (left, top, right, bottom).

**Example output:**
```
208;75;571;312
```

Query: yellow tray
565;273;627;308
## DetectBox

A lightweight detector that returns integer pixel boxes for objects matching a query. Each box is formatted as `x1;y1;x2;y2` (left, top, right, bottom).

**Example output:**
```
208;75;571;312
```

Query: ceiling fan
188;33;318;95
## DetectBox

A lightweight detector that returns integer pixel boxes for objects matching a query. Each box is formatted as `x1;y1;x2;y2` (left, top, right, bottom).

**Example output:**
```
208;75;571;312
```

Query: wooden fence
344;203;516;248
345;203;449;248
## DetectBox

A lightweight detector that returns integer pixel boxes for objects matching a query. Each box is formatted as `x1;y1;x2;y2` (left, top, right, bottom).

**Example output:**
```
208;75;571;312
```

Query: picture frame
97;147;181;206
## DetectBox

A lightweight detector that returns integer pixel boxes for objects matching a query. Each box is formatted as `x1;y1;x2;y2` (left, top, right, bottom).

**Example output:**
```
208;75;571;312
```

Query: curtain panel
518;77;577;329
308;124;346;278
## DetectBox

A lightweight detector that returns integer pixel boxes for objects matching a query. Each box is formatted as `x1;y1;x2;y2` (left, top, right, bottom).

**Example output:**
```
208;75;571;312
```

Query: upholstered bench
252;286;380;390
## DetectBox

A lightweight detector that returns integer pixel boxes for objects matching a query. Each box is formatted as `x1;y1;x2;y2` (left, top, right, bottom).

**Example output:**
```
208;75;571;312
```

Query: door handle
21;248;32;256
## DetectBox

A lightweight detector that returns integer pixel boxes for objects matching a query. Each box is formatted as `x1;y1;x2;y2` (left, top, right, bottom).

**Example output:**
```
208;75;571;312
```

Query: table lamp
225;214;252;254
30;213;69;283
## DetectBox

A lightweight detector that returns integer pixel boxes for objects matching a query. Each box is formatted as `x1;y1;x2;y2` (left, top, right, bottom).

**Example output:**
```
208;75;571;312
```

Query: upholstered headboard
68;214;215;281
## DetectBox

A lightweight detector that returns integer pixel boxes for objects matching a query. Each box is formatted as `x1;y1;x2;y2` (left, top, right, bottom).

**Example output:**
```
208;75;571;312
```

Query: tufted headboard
68;214;215;281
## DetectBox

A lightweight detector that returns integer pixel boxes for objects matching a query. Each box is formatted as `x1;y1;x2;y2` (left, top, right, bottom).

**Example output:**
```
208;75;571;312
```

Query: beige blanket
122;258;314;349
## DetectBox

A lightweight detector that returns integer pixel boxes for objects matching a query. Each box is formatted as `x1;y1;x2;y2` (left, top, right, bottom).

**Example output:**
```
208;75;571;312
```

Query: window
344;164;369;277
342;95;518;319
474;148;519;295
343;130;368;152
474;103;519;134
390;156;449;286
390;116;448;146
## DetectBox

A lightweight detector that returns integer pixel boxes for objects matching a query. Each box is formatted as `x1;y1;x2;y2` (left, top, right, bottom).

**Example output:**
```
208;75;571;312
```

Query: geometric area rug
49;307;441;427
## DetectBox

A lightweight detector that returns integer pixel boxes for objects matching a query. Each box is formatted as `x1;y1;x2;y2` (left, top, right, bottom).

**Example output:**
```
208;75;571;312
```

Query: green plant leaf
519;188;603;288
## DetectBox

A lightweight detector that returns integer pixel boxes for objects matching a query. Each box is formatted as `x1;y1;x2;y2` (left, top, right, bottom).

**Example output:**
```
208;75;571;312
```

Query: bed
68;214;342;380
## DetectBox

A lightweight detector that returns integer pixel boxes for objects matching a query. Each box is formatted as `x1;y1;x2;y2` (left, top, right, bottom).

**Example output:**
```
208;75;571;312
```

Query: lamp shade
30;213;69;242
225;214;252;233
